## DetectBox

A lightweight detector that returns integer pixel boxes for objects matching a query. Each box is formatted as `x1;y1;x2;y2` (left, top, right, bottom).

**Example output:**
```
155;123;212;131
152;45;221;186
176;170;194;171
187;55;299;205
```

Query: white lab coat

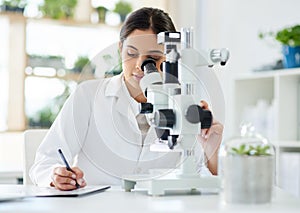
30;74;211;186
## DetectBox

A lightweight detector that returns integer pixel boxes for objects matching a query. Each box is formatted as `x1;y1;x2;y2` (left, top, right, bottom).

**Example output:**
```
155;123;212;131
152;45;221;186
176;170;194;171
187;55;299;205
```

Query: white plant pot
223;155;274;204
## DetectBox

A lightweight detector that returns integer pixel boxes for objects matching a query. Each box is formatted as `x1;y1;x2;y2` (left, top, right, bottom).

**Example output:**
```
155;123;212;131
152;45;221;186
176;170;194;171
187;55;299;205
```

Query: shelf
0;12;24;20
235;67;300;80
234;67;300;143
272;141;300;148
25;73;95;82
0;12;121;30
27;17;121;30
273;141;300;153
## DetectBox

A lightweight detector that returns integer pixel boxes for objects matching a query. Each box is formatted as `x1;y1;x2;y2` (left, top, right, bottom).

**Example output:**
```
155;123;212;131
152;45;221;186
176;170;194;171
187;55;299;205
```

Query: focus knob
185;105;212;129
154;109;175;128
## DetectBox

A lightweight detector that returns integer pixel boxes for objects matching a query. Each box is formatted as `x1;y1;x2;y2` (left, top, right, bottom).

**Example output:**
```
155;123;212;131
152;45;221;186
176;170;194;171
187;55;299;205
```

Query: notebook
32;185;111;197
0;194;25;202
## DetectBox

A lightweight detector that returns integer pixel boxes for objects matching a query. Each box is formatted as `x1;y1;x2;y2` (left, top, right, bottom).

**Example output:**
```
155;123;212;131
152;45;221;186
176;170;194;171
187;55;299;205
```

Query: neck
124;80;147;103
134;94;147;103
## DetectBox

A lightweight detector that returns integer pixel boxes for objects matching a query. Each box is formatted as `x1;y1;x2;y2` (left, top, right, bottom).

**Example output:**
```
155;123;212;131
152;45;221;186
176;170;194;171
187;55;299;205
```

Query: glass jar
221;124;275;204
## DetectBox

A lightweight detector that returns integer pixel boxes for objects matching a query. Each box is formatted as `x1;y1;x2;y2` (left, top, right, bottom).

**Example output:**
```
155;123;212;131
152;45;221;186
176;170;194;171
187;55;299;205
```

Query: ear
118;41;123;53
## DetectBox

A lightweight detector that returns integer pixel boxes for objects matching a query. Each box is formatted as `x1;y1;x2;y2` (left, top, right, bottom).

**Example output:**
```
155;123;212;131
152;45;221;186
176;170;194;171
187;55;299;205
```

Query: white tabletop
0;185;299;213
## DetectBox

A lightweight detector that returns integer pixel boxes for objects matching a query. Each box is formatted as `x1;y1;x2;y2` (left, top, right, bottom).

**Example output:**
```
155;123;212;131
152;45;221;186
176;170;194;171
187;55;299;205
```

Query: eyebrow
126;45;163;55
148;50;164;55
127;45;138;51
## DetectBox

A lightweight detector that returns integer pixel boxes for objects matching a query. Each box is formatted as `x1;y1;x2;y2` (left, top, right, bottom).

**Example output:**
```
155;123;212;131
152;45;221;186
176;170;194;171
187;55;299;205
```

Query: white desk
0;185;299;213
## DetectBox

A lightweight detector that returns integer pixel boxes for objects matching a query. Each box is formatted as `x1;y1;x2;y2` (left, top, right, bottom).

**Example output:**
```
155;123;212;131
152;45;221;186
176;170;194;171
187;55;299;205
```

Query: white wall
122;0;300;138
167;0;196;30
196;0;300;138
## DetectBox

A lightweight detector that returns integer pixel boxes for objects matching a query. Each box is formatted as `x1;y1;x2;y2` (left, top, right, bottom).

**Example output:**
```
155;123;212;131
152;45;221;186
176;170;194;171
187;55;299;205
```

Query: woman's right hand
50;167;86;191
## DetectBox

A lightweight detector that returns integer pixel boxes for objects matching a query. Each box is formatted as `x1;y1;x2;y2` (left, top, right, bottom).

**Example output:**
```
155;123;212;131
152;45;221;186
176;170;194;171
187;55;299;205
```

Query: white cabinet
234;68;300;142
234;68;300;197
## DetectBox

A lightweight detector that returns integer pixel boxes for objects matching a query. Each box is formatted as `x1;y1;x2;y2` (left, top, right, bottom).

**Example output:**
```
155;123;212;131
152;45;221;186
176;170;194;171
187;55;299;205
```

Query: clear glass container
221;124;275;204
225;124;275;157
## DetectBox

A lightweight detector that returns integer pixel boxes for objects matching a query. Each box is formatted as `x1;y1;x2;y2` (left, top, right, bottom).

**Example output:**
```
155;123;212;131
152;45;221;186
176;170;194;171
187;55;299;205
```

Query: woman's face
120;29;164;103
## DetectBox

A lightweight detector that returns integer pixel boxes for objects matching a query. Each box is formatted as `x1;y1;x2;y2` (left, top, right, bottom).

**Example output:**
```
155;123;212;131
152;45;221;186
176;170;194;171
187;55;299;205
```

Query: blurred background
0;0;300;197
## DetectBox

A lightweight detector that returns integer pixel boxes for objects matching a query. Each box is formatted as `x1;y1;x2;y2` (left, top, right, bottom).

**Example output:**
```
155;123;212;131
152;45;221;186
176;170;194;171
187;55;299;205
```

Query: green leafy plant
40;0;78;19
113;0;132;22
231;144;271;156
1;0;27;13
73;56;89;71
259;25;300;47
72;55;95;74
3;0;26;7
96;6;108;23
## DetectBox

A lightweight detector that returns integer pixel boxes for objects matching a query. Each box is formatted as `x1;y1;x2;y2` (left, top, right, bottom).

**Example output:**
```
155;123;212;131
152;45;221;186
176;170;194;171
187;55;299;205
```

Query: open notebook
31;185;111;197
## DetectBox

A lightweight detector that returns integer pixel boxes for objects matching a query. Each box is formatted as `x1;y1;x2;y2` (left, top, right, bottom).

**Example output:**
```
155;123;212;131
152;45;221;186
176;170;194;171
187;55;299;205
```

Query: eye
148;54;163;61
127;49;139;58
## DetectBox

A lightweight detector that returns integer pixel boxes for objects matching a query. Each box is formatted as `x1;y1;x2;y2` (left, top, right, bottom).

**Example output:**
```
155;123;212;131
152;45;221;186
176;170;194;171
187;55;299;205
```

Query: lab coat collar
104;74;140;135
104;73;123;97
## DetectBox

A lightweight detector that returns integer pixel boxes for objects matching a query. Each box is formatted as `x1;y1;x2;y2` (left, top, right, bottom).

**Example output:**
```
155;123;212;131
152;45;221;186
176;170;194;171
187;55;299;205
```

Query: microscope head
220;48;230;66
209;48;230;66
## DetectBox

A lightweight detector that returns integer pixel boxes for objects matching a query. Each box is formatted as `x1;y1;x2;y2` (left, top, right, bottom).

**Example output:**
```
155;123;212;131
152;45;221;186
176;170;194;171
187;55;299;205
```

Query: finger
53;175;78;186
204;128;212;139
52;174;79;191
71;167;86;187
71;167;84;179
200;100;209;110
55;182;78;191
201;129;208;137
54;167;76;179
78;179;87;188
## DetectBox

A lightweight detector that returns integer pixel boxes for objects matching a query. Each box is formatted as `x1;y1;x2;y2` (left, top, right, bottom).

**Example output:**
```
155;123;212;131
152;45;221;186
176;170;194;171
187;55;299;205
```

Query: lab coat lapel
105;74;139;130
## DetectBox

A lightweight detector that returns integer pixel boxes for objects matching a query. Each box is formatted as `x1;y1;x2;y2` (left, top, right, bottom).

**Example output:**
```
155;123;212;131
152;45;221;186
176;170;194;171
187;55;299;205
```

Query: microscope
122;28;229;196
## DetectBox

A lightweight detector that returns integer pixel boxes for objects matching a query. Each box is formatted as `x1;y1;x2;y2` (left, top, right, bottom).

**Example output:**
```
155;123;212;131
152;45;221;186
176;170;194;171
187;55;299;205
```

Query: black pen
58;149;80;189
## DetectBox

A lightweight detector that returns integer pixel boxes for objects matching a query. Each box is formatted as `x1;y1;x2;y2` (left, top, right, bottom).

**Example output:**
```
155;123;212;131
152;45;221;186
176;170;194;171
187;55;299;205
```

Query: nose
136;55;148;71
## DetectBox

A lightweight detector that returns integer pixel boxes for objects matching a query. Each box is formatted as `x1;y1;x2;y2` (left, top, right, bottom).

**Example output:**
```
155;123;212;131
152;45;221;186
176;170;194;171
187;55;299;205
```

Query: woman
30;7;223;191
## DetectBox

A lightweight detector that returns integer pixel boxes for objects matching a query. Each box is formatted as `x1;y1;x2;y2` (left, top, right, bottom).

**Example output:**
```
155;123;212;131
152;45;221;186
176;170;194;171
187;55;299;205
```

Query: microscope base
122;173;220;196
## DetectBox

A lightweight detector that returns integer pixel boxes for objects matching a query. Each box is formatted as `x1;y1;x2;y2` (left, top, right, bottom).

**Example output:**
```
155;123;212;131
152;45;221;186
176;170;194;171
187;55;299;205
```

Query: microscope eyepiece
141;58;157;74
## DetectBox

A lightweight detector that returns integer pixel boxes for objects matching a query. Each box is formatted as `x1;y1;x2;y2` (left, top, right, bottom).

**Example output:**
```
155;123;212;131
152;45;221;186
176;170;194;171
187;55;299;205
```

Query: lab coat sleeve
29;80;98;186
194;140;212;176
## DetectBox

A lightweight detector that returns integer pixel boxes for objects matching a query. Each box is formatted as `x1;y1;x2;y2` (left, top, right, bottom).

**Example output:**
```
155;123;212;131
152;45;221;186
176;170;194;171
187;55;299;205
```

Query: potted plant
28;54;65;69
259;25;300;68
96;6;108;23
40;0;77;20
72;55;95;74
221;125;275;204
0;0;27;13
113;0;132;22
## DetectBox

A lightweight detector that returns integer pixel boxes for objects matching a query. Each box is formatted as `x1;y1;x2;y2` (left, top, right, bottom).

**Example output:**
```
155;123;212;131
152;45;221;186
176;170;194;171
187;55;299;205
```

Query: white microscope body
122;28;229;196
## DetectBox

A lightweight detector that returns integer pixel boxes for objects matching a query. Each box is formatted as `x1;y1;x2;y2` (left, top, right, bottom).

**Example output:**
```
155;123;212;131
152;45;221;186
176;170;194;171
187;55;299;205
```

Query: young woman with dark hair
30;7;223;191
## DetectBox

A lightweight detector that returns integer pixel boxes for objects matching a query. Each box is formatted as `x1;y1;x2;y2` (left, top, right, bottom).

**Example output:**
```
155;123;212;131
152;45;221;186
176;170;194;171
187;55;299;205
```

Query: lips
133;73;144;81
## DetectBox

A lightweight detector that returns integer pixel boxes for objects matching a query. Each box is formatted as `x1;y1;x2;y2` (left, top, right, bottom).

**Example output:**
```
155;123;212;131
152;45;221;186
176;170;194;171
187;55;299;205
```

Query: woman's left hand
198;100;224;175
199;101;223;141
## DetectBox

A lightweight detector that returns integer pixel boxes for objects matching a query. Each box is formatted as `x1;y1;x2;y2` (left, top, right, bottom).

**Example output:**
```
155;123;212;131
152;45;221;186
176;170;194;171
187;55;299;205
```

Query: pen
58;149;80;189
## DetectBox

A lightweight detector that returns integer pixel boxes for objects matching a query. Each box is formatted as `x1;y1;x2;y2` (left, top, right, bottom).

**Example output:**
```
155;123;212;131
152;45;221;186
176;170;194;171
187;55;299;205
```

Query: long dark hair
120;7;176;43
